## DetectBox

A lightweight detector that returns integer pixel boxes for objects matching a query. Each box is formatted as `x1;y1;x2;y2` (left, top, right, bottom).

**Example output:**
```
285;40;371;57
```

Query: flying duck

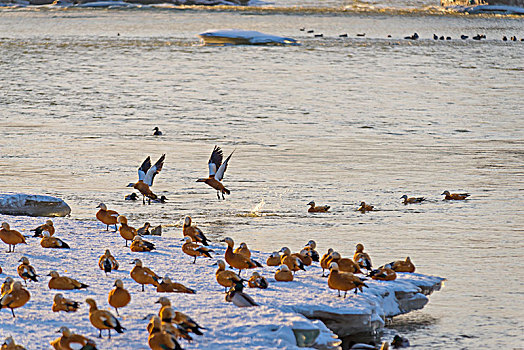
197;145;234;200
50;326;97;350
215;259;242;292
17;257;38;285
222;237;262;274
0;281;30;317
182;237;213;263
307;201;330;213
98;249;119;275
442;190;470;200
108;279;131;316
225;280;258;307
127;154;165;205
328;262;368;298
40;232;70;249
95;203;119;231
85;298;125;339
0;222;27;253
182;216;209;245
52;293;80;313
48;271;88;290
157;276;196;294
130;259;160;292
30;220;54;237
400;195;425;204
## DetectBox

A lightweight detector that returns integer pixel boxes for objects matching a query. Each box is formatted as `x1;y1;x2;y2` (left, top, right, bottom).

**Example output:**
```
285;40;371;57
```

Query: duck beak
127;183;135;187
220;239;226;242
196;178;206;182
47;273;52;276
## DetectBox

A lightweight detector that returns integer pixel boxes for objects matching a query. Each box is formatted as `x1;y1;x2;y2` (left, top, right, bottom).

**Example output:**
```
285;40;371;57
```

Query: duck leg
142;195;146;205
114;224;118;232
108;329;111;339
337;290;341;297
11;308;15;318
115;308;120;316
98;329;102;338
193;256;197;264
216;191;220;200
12;245;15;252
142;284;145;292
106;225;109;231
222;192;225;200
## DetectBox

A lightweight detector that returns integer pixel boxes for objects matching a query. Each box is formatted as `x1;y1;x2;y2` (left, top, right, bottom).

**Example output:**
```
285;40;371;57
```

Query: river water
0;6;523;349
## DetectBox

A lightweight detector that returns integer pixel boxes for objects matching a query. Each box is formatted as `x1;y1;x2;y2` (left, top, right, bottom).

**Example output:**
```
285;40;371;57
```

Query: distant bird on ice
127;154;165;204
197;146;234;200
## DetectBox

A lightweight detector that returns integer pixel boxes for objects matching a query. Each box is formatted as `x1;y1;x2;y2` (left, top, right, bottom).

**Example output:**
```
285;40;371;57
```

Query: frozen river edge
0;214;444;349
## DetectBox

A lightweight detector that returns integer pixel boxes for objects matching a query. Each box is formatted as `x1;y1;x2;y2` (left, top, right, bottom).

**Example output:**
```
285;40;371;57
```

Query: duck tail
61;241;71;249
79;283;89;289
198;233;209;246
114;319;126;333
252;259;263;268
223;188;230;195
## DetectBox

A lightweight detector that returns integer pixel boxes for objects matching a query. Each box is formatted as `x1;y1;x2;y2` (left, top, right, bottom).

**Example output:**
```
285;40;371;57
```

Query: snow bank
198;29;300;46
0;214;443;349
0;194;71;217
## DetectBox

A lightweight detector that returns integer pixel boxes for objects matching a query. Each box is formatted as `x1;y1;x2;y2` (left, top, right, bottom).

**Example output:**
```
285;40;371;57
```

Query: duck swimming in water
400;195;425;204
441;190;470;200
357;202;374;213
307;201;330;213
197;146;234;200
127;154;165;205
153;127;163;136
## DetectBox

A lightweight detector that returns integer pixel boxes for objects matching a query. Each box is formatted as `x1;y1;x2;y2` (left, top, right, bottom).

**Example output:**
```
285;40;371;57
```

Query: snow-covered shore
0;214;443;349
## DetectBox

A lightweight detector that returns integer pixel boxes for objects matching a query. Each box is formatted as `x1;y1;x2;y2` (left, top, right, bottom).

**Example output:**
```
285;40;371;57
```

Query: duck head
220;237;234;248
441;191;450;196
329;262;340;272
48;271;59;278
58;326;72;337
18;257;29;264
131;259;143;267
117;215;127;224
1;222;10;230
184;216;192;226
96;203;107;210
307;201;315;206
279;247;291;255
400;195;408;200
356;243;364;252
155;297;171;306
307;240;316;249
114;279;124;288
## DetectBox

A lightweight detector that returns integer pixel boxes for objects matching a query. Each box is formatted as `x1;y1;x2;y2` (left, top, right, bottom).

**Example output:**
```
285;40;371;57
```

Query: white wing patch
138;168;146;182
144;165;158;186
215;151;233;181
208;163;217;177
